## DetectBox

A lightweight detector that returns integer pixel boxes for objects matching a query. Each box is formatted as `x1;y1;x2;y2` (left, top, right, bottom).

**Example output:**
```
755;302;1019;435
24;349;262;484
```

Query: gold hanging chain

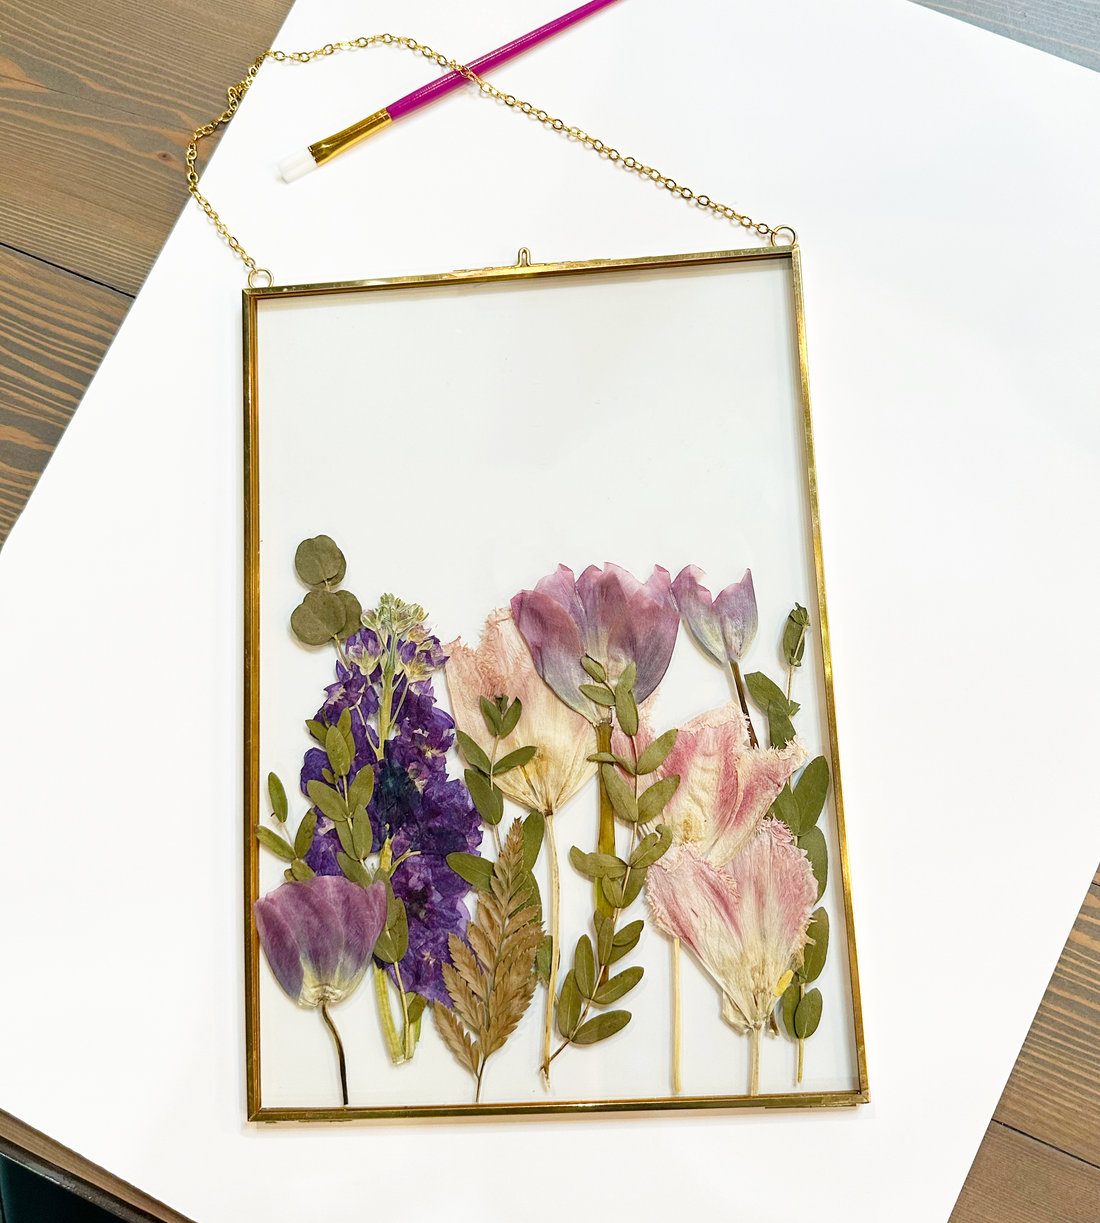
186;34;796;285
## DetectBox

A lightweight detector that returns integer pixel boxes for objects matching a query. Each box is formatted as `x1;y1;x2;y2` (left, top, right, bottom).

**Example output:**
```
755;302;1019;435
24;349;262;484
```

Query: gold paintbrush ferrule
308;108;393;166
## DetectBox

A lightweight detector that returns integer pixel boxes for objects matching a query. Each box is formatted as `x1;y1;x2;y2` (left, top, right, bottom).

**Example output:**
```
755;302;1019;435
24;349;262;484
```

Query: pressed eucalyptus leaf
572;1010;631;1045
294;810;317;859
499;697;523;737
771;782;800;833
325;725;351;779
794;756;830;831
630;824;673;870
602;874;626;908
307;779;348;824
335;590;363;639
636;729;678;776
595;911;614;965
638;775;680;822
337;852;373;889
256;826;295;860
291;590;346;645
479;695;503;737
593;965;643;1005
294;535;346;586
352;815;373;860
617;662;637;696
601;764;639;823
522;810;545;872
464;769;504;825
780;982;800;1037
456;731;492;775
801;908;830;983
800;826;828;899
348;767;375;813
536;935;553;984
574;936;596;998
581;656;607;683
336;821;355;857
268;772;288;822
621;867;646;908
446;851;494;892
305;719;328;744
569;847;627;879
495;745;537;774
580;684;616;706
290;858;314;881
794;988;823;1039
558;971;582;1038
615;687;639;737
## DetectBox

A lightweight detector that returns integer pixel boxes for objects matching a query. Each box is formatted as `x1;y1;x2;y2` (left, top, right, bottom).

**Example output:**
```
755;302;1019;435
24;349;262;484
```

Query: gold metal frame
242;244;869;1122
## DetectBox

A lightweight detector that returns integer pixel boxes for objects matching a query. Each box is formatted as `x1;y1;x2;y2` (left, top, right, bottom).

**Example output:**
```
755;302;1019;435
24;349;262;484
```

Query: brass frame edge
242;243;868;1120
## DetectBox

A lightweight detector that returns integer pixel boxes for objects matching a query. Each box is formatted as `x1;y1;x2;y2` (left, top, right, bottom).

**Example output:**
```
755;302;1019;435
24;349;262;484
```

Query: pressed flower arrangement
243;245;867;1118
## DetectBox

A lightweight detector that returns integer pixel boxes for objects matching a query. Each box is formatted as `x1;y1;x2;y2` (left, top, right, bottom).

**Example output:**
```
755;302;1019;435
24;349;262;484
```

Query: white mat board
0;0;1097;1219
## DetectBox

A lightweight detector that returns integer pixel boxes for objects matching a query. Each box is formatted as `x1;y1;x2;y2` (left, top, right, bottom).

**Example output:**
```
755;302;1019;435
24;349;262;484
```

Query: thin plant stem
374;963;403;1063
320;1000;348;1106
797;981;806;1083
672;936;683;1094
595;720;615;915
730;661;759;748
750;1024;762;1097
541;807;561;1086
394;961;414;1061
475;1062;486;1104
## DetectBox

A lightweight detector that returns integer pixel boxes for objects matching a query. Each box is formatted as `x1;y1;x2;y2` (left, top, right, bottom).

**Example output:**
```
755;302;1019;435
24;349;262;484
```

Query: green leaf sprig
255;770;317;882
753;603;833;1083
543;665;679;1068
452;695;537;854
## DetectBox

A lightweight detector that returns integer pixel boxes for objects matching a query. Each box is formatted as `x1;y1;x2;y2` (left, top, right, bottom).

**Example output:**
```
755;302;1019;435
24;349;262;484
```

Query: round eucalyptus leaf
294;535;346;587
291;590;346;646
335;589;363;639
794;988;823;1039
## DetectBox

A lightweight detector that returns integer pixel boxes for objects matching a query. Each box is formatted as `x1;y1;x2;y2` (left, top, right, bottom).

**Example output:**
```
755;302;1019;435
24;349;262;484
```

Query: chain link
186;34;795;282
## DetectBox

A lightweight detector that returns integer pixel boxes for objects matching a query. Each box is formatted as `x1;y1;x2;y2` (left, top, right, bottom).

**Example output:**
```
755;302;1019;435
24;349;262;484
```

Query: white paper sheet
0;0;1097;1219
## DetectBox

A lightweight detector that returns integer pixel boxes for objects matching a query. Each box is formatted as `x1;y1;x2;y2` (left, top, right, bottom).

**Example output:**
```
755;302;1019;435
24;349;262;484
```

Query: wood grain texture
0;1107;195;1223
0;245;130;544
994;882;1100;1163
0;0;292;294
909;0;1100;72
951;1122;1100;1223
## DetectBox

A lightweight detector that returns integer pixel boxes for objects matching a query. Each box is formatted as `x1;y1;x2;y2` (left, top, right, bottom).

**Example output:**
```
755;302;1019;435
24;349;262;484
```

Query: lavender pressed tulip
511;563;680;720
254;874;388;1104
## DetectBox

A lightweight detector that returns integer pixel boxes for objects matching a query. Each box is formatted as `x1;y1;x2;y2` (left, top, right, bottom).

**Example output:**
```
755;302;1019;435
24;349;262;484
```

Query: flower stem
797;982;806;1083
394;961;414;1061
541;808;561;1086
730;661;759;748
750;1023;762;1096
374;963;403;1064
595;720;615;916
672;936;682;1094
320;1001;348;1106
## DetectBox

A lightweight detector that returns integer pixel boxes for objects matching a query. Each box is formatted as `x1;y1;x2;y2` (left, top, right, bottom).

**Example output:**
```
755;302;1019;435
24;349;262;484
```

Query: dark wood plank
908;0;1100;72
0;245;131;544
994;882;1100;1164
952;1122;1100;1223
0;1107;194;1223
0;0;293;294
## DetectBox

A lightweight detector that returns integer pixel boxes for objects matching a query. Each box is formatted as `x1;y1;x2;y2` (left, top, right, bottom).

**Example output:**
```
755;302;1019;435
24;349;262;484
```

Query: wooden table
2;2;1098;1218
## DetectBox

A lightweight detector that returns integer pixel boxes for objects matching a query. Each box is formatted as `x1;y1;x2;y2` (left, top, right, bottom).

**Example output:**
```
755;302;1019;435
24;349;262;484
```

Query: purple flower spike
672;566;758;667
511;563;680;719
254;875;388;1009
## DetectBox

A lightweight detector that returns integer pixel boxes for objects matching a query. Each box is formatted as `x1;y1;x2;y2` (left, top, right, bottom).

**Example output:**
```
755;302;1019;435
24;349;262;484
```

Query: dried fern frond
434;818;543;1101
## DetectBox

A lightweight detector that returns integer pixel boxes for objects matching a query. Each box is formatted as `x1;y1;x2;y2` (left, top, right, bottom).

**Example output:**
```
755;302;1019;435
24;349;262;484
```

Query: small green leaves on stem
456;730;491;775
744;671;799;748
293;810;317;859
800;908;829;983
780;981;801;1036
294;535;346;587
771;756;830;836
325;724;351;779
464;769;504;826
572;1011;631;1045
521;811;544;872
587;751;635;774
636;729;678;775
374;887;409;964
581;656;607;683
600;764;638;823
615;664;639;736
306;779;348;824
794;988;823;1039
638;775;680;822
256;826;295;861
783;603;810;668
268;772;288;822
569;847;628;879
580;684;616;706
479;696;504;737
800;826;828;899
495;745;537;774
629;824;673;870
447;851;495;892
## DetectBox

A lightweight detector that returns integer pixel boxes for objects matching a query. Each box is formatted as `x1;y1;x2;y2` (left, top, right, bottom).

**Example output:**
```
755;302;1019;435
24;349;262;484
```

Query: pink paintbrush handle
386;0;622;121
